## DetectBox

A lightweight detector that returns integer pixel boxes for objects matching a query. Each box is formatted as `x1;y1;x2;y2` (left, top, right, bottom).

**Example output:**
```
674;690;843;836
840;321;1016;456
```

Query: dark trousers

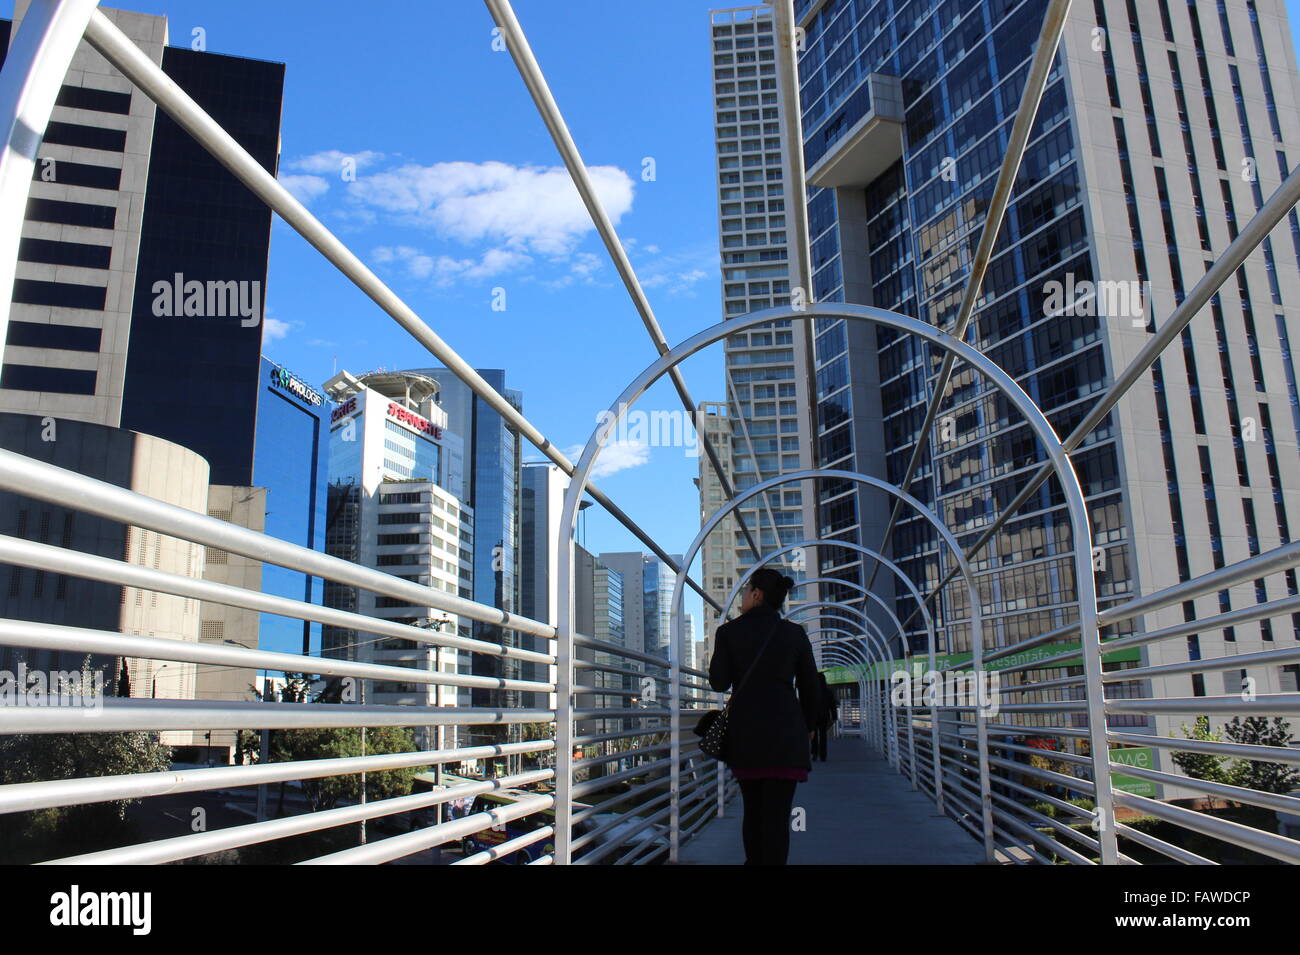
812;724;829;761
738;778;797;865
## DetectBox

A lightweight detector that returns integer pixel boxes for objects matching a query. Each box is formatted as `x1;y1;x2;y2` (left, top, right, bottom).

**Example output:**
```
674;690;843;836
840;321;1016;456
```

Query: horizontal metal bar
1107;730;1300;766
6;698;555;733
302;792;557;865
1105;694;1300;715
0;449;556;641
1111;789;1300;864
455;825;554;865
0;534;554;665
0;618;551;693
1112;643;1300;681
42;770;553;865
1113;822;1215;865
1103;595;1300;656
1113;764;1300;817
0;740;553;815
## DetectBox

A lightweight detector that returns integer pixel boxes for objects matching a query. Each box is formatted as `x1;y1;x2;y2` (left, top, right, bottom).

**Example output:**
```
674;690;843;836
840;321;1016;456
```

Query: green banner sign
822;640;1141;685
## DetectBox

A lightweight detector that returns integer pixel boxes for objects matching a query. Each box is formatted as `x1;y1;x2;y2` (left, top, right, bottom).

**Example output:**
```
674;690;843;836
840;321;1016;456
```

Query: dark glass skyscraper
790;0;1300;748
119;47;285;486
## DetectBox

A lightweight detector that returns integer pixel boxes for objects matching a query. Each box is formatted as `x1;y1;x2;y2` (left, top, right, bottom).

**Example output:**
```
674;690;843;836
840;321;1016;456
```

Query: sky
6;0;1300;644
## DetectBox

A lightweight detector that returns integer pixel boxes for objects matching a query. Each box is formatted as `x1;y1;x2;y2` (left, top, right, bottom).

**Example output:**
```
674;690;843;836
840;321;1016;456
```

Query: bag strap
726;616;783;705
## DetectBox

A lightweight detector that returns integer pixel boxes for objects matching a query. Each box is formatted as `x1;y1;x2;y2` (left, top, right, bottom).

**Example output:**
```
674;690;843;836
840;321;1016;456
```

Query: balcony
805;73;905;190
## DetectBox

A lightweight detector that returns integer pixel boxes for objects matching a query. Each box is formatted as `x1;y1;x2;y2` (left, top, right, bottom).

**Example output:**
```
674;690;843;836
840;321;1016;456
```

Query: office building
695;401;739;656
0;7;285;759
322;369;472;746
789;0;1300;768
411;367;523;723
253;358;329;656
704;5;817;645
0;6;284;487
0;413;208;715
598;551;684;661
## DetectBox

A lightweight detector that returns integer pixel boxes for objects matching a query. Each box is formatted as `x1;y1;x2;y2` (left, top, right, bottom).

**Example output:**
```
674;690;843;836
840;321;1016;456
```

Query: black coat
708;605;821;770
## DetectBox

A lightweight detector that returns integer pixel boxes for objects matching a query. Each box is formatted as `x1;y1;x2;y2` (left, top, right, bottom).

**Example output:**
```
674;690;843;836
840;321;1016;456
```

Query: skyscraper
321;369;471;743
253;358;328;656
0;6;285;482
0;6;287;759
412;367;522;718
790;0;1300;752
705;5;819;638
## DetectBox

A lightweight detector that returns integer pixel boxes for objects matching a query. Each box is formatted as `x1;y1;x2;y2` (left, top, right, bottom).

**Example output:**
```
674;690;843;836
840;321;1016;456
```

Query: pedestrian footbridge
0;0;1298;867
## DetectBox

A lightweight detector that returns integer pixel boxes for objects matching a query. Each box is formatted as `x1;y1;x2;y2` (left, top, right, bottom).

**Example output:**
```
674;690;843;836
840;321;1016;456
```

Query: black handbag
695;618;782;761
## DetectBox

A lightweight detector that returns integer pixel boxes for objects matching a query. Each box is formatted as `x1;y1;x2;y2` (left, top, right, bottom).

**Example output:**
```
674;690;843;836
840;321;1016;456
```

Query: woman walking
708;568;821;865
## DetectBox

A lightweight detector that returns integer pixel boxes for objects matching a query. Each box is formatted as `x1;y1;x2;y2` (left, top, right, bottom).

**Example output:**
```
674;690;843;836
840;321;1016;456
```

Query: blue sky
8;0;1300;645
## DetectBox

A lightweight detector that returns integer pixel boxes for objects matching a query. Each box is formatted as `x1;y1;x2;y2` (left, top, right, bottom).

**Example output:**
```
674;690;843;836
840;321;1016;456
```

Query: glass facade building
253;358;328;656
411;368;523;710
119;47;284;486
791;0;1300;745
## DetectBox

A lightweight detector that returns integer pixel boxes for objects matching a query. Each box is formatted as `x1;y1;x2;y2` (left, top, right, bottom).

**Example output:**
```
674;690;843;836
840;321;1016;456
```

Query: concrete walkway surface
677;736;986;865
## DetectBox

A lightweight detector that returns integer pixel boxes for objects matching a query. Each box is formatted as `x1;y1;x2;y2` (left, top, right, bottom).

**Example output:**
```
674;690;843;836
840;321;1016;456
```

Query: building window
42;120;126;152
0;364;96;395
4;321;101;353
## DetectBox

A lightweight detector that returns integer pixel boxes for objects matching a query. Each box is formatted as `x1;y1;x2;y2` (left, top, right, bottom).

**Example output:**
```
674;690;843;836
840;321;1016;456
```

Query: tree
0;730;172;852
269;725;423;812
1222;716;1300;795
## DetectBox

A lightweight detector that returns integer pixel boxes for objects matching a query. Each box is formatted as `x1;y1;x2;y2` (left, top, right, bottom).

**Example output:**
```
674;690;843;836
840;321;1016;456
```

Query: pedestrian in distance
811;671;836;762
708;568;821;865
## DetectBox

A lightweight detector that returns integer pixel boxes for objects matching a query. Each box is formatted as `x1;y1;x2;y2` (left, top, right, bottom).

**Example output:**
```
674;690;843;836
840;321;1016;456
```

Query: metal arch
791;604;892;679
807;629;886;756
816;646;872;745
725;539;942;801
559;303;1105;864
803;625;898;763
720;540;938;655
784;592;909;661
816;639;888;757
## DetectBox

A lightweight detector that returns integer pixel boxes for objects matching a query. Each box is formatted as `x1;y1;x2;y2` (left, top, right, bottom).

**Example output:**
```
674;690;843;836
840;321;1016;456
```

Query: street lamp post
151;663;168;699
415;616;452;825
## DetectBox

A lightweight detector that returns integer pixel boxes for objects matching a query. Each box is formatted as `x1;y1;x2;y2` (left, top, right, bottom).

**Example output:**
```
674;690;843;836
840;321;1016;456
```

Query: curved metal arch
559;303;1105;865
817;640;888;756
725;540;952;808
790;603;890;667
804;625;898;763
720;539;939;657
789;576;912;640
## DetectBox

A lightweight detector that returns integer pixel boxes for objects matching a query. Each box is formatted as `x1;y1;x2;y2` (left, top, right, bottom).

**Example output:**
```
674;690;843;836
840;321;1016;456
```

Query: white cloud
567;439;651;478
280;173;330;205
347;160;635;256
374;244;531;287
285;149;386;175
262;316;292;341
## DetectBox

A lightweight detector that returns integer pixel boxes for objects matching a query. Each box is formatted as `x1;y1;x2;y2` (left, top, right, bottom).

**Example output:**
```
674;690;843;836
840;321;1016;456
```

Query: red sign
330;396;357;423
387;402;442;438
